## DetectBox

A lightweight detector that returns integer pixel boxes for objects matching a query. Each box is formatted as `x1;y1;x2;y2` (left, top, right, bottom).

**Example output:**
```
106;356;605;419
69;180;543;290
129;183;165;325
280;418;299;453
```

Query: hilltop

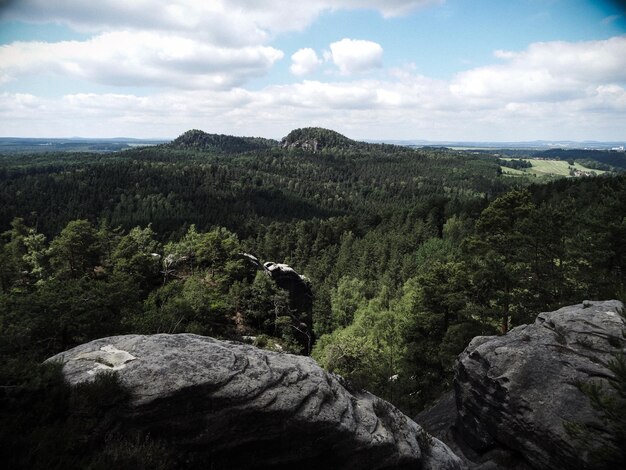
169;127;364;154
169;129;277;153
167;127;412;156
280;127;360;152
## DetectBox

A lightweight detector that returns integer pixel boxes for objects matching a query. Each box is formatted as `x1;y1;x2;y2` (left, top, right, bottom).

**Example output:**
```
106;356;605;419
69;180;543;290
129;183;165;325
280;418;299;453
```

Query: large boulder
47;334;464;470
454;300;625;469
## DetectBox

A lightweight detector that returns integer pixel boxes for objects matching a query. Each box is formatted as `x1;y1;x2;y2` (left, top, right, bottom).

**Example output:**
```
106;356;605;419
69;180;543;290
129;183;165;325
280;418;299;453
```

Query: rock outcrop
241;254;313;311
241;254;314;350
453;300;625;469
280;127;358;152
47;334;464;470
263;261;313;313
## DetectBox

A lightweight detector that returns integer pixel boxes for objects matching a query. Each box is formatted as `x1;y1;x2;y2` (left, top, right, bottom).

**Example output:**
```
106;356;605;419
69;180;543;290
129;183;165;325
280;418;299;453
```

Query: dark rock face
455;300;625;470
48;334;464;470
240;255;313;313
263;261;313;313
241;254;314;351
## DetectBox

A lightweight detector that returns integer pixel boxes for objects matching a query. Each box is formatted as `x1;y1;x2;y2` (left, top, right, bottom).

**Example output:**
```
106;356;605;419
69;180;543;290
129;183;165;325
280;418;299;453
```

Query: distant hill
280;127;361;152
169;129;277;153
0;137;166;154
170;127;411;156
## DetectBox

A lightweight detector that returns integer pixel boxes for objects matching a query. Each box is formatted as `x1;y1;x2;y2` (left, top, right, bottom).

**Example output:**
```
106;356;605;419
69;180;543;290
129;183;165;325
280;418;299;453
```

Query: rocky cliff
419;300;625;470
47;334;463;470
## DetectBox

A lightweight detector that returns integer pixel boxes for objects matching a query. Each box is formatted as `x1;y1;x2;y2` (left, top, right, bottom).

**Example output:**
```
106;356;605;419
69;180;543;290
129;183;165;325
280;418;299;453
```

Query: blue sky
0;0;625;140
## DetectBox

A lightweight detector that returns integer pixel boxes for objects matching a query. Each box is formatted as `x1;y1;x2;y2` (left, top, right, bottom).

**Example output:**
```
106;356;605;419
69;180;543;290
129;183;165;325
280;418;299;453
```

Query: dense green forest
1;128;625;433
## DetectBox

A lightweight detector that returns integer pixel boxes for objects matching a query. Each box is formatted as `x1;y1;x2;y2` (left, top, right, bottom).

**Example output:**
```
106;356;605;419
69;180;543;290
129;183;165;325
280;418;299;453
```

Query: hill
169;129;277;153
280;127;362;152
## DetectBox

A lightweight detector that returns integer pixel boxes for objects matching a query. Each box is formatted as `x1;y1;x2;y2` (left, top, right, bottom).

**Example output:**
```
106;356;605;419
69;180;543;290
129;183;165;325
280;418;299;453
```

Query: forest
1;128;625;467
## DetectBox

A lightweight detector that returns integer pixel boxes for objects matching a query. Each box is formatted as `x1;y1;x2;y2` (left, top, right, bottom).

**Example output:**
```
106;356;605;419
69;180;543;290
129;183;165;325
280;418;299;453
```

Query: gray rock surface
455;300;625;470
48;334;464;470
281;137;320;152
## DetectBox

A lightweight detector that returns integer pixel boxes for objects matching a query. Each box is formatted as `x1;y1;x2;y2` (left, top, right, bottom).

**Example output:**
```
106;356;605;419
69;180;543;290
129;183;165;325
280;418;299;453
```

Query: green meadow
500;158;606;177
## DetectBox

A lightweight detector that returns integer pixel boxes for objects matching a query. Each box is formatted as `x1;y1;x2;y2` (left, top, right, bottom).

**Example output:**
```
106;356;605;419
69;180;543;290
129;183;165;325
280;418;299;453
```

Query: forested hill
168;127;409;155
0;136;505;236
280;127;410;154
281;127;358;152
169;129;277;153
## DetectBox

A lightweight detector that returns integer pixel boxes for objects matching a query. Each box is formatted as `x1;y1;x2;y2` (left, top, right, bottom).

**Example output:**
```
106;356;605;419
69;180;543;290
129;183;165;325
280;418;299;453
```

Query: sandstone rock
241;254;314;351
48;334;464;470
263;261;313;314
455;300;625;470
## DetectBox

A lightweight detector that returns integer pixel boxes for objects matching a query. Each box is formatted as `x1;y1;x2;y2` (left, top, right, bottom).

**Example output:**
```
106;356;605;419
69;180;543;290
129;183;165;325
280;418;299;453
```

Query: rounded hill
170;129;276;153
280;127;359;152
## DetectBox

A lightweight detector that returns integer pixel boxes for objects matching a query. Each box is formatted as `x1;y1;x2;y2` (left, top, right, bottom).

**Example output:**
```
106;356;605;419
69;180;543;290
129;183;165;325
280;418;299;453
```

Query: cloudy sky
0;0;625;141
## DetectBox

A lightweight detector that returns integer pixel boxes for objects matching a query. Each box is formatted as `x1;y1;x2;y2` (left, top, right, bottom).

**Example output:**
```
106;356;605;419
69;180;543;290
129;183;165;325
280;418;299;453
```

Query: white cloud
450;36;626;103
290;48;322;76
1;34;626;141
0;32;284;89
1;73;625;140
336;0;444;17
1;1;444;38
329;38;383;75
0;1;438;91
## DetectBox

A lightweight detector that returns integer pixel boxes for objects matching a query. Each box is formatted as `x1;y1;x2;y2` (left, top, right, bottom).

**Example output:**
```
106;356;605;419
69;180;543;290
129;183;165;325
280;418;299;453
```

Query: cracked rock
454;300;625;470
47;334;464;470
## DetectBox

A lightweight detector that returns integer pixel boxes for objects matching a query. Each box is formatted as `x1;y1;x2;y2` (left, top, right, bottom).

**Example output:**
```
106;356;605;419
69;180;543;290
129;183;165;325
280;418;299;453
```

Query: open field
500;158;607;177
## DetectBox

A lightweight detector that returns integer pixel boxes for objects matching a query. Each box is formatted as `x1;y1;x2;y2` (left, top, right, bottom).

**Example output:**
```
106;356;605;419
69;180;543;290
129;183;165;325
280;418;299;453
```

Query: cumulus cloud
0;1;435;90
450;36;626;103
0;1;440;91
329;38;383;74
1;33;625;141
1;70;625;140
290;48;322;76
0;32;284;89
1;1;444;38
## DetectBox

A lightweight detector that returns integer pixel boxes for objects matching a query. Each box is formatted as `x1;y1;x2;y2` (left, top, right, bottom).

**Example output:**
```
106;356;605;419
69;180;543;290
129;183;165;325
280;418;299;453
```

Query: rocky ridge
169;129;276;153
419;300;625;470
48;334;464;470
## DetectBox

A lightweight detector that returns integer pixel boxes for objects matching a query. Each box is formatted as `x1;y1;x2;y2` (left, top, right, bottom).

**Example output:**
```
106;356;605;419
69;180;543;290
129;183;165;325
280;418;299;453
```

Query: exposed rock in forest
242;254;314;350
263;261;313;313
241;254;312;304
47;334;464;470
419;300;625;470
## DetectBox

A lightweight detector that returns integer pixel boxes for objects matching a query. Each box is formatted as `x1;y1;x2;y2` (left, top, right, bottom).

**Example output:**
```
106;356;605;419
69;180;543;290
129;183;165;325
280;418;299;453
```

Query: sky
0;0;625;141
